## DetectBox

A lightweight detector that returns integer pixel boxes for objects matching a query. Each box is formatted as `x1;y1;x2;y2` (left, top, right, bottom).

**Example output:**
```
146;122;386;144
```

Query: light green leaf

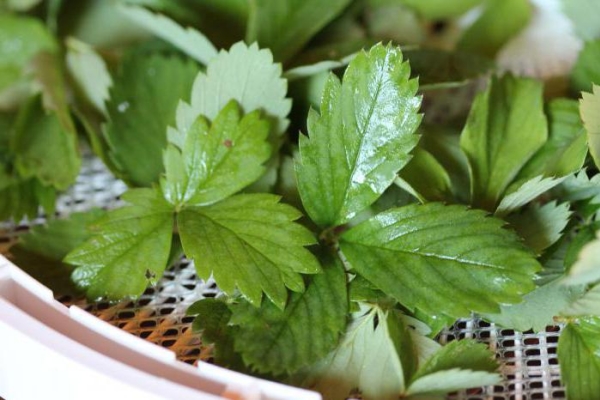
229;255;347;375
119;5;218;65
407;369;500;397
177;194;320;309
561;284;600;317
563;233;600;286
283;53;355;81
5;0;42;11
104;53;199;187
340;203;540;318
174;41;290;145
554;169;600;204
12;96;80;190
460;75;547;211
246;0;352;63
400;0;482;19
571;40;600;93
303;305;414;400
65;37;112;116
483;280;584;332
10;209;105;295
558;317;600;400
458;0;532;58
561;0;600;41
397;147;453;203
495;175;566;217
506;201;571;254
517;99;587;179
160;100;271;207
296;44;421;228
65;188;174;300
581;84;600;169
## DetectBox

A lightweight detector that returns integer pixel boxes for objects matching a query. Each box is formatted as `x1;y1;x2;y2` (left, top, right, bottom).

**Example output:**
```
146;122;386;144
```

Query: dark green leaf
296;43;421;228
177;194;320;308
65;188;174;300
229;255;347;375
571;39;600;93
340;203;540;318
397;147;453;203
104;53;199;187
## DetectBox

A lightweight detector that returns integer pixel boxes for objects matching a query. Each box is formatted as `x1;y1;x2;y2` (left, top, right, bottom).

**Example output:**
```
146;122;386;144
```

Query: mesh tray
1;155;567;400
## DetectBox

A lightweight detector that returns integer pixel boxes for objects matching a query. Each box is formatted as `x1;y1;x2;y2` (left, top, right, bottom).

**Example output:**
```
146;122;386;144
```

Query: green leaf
564;222;600;270
5;0;42;11
119;5;218;65
161;100;271;207
563;233;600;286
303;305;415;400
12;96;80;190
460;75;547;211
561;284;600;317
517;99;587;179
397;147;453;203
571;39;600;93
506;201;571;255
104;53;199;187
457;0;532;58
9;210;105;295
174;41;290;145
65;188;174;300
558;317;600;400
406;340;499;396
177;194;320;308
495;175;565;217
483;280;584;332
229;255;347;375
581;84;600;170
340;203;540;318
554;170;600;204
0;178;55;222
561;0;600;41
246;0;352;63
404;49;493;90
400;0;482;19
296;44;421;228
65;38;112;116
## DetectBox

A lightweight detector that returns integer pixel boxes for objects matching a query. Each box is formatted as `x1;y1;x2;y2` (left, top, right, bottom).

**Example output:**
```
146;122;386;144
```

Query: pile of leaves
2;0;600;399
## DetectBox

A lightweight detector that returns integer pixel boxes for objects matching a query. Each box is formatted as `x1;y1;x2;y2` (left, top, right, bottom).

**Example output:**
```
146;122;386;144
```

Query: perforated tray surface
1;155;567;400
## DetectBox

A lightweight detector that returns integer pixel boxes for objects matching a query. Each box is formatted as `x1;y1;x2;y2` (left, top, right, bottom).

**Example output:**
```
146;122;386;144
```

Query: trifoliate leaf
65;188;174;300
246;0;352;63
563;233;600;286
517;99;587;180
12;96;79;190
65;38;112;116
406;340;499;396
460;75;547;211
174;42;290;145
302;305;416;400
483;280;584;332
572;40;600;93
561;0;600;41
229;255;347;375
104;53;198;187
561;284;600;317
9;209;105;295
160;100;270;208
119;5;218;65
495;175;565;217
397;147;453;203
177;194;320;309
558;317;600;400
457;0;532;58
580;84;600;170
506;201;571;254
340;203;540;318
296;44;421;228
400;0;482;19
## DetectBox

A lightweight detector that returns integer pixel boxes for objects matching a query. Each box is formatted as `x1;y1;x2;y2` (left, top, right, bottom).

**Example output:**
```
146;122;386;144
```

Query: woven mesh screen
3;155;567;399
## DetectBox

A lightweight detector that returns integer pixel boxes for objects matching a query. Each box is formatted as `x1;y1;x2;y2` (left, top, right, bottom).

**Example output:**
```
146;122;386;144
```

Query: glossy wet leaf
160;101;271;207
580;84;600;170
65;188;174;300
177;194;320;309
104;53;199;187
229;256;347;375
340;203;540;318
460;75;547;211
558;317;600;400
296;44;421;227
